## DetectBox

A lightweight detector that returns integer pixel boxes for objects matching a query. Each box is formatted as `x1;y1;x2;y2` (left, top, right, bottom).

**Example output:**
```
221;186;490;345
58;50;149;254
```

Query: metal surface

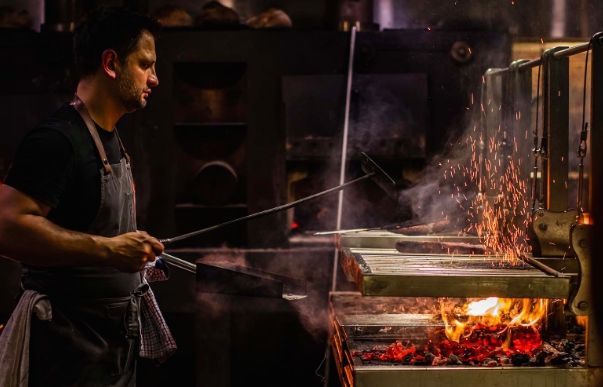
531;209;578;257
350;367;602;387
341;248;573;298
570;224;592;316
196;261;306;299
338;230;481;249
568;224;603;368
592;34;603;211
543;47;570;212
592;34;603;370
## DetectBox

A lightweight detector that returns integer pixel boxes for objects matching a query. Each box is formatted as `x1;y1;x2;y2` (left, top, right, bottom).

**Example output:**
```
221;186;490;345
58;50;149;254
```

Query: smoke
194;249;331;340
399;125;479;231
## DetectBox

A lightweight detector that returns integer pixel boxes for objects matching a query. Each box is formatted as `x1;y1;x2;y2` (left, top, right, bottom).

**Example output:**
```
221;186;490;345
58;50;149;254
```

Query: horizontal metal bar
486;40;590;77
553;41;591;58
351;366;603;387
486;58;542;76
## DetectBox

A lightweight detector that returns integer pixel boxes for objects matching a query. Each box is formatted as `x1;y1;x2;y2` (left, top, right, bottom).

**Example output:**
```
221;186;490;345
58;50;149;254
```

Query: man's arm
0;184;163;273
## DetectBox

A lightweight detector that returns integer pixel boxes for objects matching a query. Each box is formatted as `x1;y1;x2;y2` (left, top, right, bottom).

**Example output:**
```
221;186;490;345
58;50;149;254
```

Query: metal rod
160;173;374;244
487;40;591;77
336;26;357;232
519;255;566;278
486;58;542;76
553;41;591;58
332;26;357;293
159;252;196;274
325;26;358;387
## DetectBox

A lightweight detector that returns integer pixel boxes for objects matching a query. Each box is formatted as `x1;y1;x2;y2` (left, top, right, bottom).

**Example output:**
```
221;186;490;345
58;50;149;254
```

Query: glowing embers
350;297;585;367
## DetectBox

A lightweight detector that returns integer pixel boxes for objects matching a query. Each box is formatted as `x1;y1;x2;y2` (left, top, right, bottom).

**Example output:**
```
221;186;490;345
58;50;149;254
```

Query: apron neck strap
70;95;127;175
114;128;131;164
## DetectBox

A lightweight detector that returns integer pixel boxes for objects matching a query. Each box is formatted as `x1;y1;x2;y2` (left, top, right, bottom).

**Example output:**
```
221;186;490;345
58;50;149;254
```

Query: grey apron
25;96;146;387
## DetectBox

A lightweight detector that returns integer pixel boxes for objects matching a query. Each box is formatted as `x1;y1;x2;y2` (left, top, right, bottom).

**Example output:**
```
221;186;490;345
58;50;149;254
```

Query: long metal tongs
160;152;397;246
158;252;196;274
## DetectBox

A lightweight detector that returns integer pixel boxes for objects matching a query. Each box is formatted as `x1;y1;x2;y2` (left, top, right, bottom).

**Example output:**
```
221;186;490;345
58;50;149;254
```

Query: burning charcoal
447;354;463;365
432;356;448;366
424;352;435;365
563;340;575;352
552;339;568;352
549;352;570;366
530;351;546;366
511;353;530;366
482;359;498;367
498;355;510;365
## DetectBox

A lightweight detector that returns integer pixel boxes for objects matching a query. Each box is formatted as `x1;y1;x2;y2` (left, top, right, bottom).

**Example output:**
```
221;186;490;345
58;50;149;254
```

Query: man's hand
105;230;164;272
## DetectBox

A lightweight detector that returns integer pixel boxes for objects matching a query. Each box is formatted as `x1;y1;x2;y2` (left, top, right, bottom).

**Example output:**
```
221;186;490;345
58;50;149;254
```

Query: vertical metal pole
589;32;603;368
331;26;357;292
589;34;602;226
542;47;569;211
324;26;357;387
335;27;357;235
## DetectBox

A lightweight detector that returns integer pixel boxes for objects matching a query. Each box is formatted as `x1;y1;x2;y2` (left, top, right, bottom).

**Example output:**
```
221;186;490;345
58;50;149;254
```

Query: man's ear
101;49;120;79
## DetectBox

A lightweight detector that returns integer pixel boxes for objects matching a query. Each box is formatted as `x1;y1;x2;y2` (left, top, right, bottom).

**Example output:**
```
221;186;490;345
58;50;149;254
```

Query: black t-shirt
5;103;123;232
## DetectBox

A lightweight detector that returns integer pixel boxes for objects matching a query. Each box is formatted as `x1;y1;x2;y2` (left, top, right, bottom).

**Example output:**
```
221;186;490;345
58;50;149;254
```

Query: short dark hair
73;7;160;77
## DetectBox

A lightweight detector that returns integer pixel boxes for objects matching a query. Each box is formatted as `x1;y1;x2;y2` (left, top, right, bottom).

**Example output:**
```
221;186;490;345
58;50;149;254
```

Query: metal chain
530;63;543;212
576;38;593;212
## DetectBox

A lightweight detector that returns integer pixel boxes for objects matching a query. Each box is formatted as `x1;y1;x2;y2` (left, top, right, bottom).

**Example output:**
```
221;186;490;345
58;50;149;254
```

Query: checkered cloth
140;260;177;362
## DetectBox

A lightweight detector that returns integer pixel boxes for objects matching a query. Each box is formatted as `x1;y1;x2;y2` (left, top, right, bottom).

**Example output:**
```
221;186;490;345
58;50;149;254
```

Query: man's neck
76;76;125;132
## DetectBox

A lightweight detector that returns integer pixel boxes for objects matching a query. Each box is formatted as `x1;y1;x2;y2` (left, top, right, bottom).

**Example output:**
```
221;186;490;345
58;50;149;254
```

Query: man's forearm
0;213;111;267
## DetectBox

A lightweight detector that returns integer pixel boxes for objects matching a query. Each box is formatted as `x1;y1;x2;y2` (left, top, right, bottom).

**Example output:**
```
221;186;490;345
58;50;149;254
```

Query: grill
330;233;598;386
340;247;571;298
328;33;603;387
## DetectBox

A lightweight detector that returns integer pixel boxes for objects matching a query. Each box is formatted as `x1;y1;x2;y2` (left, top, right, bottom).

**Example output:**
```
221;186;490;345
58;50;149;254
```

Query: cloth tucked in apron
22;96;145;387
0;290;51;387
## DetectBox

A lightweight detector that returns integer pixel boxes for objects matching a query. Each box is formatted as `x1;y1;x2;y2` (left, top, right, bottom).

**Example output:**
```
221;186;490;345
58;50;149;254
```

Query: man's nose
148;72;159;88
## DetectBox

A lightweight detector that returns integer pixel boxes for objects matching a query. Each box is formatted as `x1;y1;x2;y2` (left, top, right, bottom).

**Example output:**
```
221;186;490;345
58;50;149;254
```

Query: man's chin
124;100;147;112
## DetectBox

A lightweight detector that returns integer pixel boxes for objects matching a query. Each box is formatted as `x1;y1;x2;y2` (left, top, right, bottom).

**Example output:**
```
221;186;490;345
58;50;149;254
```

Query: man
0;7;174;386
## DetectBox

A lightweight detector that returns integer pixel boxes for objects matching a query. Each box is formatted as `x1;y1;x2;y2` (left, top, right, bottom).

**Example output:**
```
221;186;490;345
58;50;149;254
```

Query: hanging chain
576;123;588;212
576;39;593;213
530;63;543;212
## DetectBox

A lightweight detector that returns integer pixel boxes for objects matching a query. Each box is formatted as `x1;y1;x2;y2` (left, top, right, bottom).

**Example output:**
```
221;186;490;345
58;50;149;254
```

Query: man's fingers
144;236;164;256
136;230;164;255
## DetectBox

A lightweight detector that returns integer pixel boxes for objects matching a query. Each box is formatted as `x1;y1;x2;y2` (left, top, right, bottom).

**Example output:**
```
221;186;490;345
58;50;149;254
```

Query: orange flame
578;212;592;225
440;297;548;349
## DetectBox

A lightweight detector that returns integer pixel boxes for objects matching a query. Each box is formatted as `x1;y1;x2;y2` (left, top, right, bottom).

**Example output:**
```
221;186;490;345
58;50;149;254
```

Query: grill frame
341;247;573;298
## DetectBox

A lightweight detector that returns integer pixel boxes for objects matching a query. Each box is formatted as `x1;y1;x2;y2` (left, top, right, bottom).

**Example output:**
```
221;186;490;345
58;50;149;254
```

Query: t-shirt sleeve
4;127;75;208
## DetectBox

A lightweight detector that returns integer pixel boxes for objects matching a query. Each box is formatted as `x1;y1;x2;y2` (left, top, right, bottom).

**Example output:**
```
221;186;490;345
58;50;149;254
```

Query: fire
466;297;502;316
440;297;548;352
578;212;592;225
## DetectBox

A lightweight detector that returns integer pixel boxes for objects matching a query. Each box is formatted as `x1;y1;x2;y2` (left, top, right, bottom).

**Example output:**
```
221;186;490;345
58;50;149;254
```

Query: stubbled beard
117;71;145;111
